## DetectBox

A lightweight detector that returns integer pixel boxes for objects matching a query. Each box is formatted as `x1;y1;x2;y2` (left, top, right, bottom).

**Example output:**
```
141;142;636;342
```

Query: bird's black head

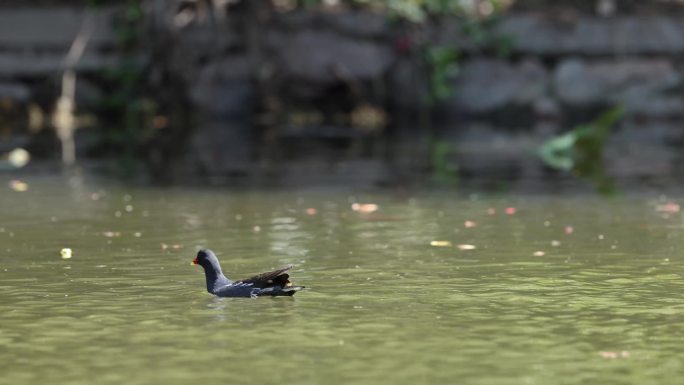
192;249;218;269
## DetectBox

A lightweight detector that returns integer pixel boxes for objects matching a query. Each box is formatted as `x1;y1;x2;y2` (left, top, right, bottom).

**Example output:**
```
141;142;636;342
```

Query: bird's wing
235;265;293;288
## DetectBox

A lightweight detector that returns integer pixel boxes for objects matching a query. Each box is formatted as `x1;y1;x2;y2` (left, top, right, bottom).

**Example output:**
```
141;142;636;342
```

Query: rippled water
1;175;684;385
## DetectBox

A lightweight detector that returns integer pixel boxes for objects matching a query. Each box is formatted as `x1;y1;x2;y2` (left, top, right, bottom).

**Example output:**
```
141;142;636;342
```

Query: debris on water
8;180;28;192
655;202;680;214
351;203;379;214
599;351;630;359
253;225;261;232
7;148;30;168
464;220;477;228
551;240;561;247
102;231;121;238
305;208;317;215
60;248;72;259
564;226;574;235
505;207;516;215
598;234;604;240
430;240;452;247
161;243;183;250
533;251;545;257
134;232;142;237
457;244;476;250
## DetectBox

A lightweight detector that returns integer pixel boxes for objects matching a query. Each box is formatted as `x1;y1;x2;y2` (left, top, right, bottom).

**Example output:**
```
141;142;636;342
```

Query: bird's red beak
191;257;199;265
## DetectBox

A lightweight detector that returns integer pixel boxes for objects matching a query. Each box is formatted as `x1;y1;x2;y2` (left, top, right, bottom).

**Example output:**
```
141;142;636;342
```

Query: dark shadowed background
2;0;684;191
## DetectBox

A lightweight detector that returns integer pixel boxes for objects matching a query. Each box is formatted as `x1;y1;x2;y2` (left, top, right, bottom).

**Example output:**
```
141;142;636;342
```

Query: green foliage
430;139;458;184
94;0;153;177
538;106;625;194
302;0;510;22
425;46;460;103
461;18;514;58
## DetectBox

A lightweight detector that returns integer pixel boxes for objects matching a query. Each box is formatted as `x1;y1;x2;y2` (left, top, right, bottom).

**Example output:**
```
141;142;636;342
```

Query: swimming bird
192;249;305;297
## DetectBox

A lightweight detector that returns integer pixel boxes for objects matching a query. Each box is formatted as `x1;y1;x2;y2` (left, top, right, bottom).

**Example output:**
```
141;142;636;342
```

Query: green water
1;176;684;385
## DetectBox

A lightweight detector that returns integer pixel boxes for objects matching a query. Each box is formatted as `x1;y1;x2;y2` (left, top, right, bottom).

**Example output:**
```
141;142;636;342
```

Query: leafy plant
430;139;458;184
304;0;511;22
425;46;460;104
461;18;514;58
94;0;154;177
538;106;625;194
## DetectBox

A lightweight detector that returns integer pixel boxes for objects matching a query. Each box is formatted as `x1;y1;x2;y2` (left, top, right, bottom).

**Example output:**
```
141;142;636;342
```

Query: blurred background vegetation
1;0;683;191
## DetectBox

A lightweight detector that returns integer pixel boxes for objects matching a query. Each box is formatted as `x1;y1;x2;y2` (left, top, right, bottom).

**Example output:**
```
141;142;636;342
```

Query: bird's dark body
193;249;304;298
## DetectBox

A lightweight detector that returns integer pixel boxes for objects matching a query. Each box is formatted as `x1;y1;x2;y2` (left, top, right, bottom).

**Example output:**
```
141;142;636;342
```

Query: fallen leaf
351;203;379;214
7;148;30;168
60;248;72;259
599;351;618;359
8;180;28;192
599;351;629;359
656;202;680;214
430;240;452;247
457;244;476;250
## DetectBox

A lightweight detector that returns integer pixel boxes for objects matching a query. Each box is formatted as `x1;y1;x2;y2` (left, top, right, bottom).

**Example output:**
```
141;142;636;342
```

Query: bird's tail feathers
280;286;306;296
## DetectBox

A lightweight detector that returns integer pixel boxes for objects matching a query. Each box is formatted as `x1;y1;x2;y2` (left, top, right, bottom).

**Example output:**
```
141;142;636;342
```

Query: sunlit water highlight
1;176;684;384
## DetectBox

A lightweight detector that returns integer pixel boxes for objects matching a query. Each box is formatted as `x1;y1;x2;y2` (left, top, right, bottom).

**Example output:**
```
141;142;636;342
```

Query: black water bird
192;249;305;297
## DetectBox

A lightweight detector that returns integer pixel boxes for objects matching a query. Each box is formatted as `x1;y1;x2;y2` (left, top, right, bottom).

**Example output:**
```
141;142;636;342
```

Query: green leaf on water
537;106;625;194
537;132;577;171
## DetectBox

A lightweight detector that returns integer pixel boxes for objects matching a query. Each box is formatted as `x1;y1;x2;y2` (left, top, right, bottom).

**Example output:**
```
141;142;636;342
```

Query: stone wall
2;5;684;186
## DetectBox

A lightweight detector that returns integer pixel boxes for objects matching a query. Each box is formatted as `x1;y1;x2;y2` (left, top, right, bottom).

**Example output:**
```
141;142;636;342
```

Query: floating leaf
538;106;625;195
352;203;379;214
430;240;452;247
656;202;680;214
60;248;72;259
7;148;30;168
8;180;28;192
457;244;476;250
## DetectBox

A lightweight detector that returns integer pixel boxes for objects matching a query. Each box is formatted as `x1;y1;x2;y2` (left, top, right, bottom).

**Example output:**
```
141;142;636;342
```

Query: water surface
1;176;683;384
